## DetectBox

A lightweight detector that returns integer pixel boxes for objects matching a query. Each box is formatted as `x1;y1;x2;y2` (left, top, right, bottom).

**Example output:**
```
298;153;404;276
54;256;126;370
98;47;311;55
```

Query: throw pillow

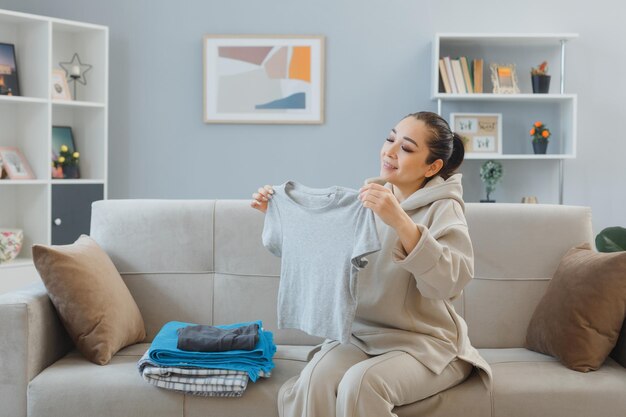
32;235;146;365
525;243;626;372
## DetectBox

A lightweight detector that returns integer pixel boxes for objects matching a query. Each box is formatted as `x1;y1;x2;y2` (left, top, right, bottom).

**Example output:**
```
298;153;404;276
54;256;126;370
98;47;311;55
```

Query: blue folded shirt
148;320;276;382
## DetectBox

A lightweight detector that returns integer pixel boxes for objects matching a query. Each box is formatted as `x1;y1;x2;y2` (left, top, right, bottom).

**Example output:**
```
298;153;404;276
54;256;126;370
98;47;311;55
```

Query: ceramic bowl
0;228;24;263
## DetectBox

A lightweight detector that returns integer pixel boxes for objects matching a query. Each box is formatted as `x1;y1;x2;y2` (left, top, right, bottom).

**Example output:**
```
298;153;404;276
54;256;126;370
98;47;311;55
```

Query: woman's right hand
250;185;274;214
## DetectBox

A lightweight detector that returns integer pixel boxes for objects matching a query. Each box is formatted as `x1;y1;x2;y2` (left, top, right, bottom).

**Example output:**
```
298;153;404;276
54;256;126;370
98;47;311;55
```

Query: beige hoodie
351;173;493;391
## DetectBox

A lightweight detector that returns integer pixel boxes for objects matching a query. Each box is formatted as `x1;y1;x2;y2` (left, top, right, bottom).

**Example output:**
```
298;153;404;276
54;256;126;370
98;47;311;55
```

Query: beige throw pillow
525;243;626;372
32;235;145;365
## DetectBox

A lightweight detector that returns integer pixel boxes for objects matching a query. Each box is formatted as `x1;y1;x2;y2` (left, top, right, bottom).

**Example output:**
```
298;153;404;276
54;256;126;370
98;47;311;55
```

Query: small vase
480;199;496;203
532;141;548;154
63;165;79;179
531;74;551;94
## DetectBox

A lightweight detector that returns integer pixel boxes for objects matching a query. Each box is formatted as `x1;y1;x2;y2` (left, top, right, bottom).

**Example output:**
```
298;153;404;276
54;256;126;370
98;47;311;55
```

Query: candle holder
59;53;92;101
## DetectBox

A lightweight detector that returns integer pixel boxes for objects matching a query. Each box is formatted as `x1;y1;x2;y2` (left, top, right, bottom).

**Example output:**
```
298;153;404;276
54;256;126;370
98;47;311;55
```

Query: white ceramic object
0;228;24;263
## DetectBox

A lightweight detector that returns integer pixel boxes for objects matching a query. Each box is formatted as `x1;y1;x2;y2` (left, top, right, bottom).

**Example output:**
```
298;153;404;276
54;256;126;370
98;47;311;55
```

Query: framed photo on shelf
203;34;325;124
490;63;520;94
52;126;80;179
51;69;71;100
0;43;20;96
450;113;502;156
0;147;35;179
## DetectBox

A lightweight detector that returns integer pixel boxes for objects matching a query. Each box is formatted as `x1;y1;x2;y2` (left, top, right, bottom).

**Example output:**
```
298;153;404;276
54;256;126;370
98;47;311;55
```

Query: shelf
51;179;105;185
0;257;33;269
436;33;578;46
0;180;48;185
465;154;575;160
434;93;576;102
52;100;105;108
0;95;48;104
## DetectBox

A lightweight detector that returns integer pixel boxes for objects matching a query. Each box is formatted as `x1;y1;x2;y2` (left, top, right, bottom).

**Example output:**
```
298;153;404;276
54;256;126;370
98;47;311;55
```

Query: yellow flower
60;145;68;152
73;152;80;158
530;128;535;135
534;121;542;128
58;156;65;163
542;130;550;138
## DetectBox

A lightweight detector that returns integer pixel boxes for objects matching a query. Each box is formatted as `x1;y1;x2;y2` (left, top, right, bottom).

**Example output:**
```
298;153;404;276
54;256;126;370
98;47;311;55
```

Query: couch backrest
91;200;592;348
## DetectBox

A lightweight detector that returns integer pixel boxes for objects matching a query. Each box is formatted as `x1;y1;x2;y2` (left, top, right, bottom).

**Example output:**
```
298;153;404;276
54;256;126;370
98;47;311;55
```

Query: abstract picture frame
52;125;80;179
0;147;35;179
450;113;503;157
203;35;325;124
490;63;520;94
0;43;20;96
51;68;71;100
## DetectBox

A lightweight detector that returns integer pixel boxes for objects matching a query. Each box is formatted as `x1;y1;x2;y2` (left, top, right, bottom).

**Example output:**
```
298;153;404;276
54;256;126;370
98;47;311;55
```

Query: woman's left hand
359;183;408;229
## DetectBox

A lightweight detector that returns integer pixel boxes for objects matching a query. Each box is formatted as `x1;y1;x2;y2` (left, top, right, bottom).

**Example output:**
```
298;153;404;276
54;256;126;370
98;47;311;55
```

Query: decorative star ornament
59;53;92;85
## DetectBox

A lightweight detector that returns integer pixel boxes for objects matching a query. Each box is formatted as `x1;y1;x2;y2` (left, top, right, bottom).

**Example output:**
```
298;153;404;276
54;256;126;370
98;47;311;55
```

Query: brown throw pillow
32;235;145;365
525;243;626;372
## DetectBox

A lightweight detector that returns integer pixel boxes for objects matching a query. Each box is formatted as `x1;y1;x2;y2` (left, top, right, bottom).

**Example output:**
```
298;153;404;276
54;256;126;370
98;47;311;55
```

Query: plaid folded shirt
137;351;270;397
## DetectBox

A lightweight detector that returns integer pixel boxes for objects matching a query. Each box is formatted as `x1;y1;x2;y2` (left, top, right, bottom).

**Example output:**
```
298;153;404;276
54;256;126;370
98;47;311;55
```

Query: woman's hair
404;111;465;182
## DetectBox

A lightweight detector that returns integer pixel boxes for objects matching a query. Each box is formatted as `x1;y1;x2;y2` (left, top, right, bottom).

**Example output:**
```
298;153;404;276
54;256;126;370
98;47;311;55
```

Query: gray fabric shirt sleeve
351;205;381;270
262;198;282;257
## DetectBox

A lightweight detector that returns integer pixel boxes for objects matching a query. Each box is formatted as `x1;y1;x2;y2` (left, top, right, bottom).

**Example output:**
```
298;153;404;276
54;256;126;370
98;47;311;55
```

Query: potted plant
479;159;503;203
530;121;551;154
531;61;551;94
52;144;80;179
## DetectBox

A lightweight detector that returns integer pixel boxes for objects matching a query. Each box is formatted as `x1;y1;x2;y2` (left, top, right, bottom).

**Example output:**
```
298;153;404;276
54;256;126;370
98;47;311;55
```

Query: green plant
530;121;551;145
531;61;549;76
479;160;503;201
596;227;626;252
53;144;80;169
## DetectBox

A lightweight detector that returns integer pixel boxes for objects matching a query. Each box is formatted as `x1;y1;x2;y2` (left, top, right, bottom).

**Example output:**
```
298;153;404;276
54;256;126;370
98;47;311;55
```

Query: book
443;56;458;94
473;59;483;93
438;58;452;93
451;59;467;94
460;57;474;94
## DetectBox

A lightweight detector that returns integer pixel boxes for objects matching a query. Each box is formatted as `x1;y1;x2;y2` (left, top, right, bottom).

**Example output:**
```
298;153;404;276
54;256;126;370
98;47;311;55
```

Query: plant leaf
595;226;626;252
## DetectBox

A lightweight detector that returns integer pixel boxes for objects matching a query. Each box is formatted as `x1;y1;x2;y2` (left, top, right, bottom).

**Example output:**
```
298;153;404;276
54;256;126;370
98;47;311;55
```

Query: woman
251;111;492;417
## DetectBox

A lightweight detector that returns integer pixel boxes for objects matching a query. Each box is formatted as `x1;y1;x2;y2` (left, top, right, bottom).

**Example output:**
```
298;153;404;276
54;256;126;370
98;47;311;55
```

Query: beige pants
278;340;473;417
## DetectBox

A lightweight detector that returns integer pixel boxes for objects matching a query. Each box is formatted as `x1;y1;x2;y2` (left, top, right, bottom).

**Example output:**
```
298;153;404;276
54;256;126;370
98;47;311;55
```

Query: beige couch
1;200;625;417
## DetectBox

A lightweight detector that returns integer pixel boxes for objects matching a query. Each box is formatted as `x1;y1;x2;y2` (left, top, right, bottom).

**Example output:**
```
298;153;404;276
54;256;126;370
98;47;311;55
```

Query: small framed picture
0;147;35;179
450;113;502;156
490;63;520;94
51;69;71;100
0;43;20;96
52;126;80;179
203;35;325;124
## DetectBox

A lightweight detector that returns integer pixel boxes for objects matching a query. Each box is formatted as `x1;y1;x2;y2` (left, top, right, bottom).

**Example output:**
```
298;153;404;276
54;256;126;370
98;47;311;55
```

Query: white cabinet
432;33;578;203
0;9;108;291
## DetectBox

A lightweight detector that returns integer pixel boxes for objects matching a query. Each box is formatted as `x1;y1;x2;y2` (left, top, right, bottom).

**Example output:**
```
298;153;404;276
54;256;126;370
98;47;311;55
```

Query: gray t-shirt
262;180;381;343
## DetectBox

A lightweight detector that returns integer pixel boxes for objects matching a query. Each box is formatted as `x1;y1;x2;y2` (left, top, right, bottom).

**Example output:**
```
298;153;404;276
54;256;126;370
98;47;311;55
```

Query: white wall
0;0;624;234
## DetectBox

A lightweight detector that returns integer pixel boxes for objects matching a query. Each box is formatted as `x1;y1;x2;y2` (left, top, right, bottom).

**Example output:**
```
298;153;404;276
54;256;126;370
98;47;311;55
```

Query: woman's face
379;117;439;190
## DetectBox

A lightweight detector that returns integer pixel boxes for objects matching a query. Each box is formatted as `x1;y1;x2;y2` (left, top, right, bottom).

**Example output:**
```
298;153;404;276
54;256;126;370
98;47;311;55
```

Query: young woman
251;111;492;417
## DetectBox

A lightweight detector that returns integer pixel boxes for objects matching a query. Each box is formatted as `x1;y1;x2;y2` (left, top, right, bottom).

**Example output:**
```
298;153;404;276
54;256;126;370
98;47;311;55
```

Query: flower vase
531;75;551;94
532;141;548;154
63;165;79;179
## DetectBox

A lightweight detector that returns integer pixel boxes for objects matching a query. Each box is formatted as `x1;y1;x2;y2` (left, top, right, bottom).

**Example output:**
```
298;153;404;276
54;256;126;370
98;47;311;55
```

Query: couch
1;200;625;417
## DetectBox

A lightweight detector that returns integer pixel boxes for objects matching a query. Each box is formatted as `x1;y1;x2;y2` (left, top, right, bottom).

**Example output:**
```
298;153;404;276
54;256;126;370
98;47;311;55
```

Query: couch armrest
0;283;72;417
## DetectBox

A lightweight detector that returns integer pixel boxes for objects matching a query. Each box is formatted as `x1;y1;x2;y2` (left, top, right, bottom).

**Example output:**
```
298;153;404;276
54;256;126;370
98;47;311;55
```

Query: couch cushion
525;244;626;371
28;343;310;417
32;235;146;365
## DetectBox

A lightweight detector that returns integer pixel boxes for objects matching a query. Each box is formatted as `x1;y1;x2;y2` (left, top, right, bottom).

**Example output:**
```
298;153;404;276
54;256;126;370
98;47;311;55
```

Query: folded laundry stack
137;320;276;397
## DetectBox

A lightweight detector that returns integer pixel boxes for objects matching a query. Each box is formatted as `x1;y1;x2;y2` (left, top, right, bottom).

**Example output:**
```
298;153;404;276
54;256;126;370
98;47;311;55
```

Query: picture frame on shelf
450;113;502;156
490;63;520;94
52;126;80;179
203;34;325;124
0;43;20;96
51;69;71;100
0;147;35;179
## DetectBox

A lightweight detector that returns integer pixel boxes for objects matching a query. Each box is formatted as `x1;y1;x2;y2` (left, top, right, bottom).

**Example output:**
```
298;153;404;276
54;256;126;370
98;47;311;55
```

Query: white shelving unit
432;33;578;203
0;9;108;292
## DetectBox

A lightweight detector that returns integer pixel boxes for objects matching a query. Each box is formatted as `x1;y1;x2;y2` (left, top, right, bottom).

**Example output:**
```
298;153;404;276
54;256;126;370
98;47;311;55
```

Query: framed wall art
203;35;325;124
490;63;520;94
0;43;20;96
0;147;35;179
450;113;502;156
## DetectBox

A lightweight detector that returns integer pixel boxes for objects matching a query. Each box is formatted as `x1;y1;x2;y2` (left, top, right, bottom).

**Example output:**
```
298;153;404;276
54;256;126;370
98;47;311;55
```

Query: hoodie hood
365;173;465;212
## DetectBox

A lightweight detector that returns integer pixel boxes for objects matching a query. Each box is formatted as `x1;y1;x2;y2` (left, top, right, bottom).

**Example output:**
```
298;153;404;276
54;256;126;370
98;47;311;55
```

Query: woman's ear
425;159;444;178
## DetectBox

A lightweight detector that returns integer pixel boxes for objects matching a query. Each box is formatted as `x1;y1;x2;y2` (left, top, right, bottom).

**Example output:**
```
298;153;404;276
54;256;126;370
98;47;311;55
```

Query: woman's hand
250;185;274;214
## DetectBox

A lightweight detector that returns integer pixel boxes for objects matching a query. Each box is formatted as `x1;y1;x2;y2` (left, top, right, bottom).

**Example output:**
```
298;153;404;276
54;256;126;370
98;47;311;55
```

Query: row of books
439;57;484;94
